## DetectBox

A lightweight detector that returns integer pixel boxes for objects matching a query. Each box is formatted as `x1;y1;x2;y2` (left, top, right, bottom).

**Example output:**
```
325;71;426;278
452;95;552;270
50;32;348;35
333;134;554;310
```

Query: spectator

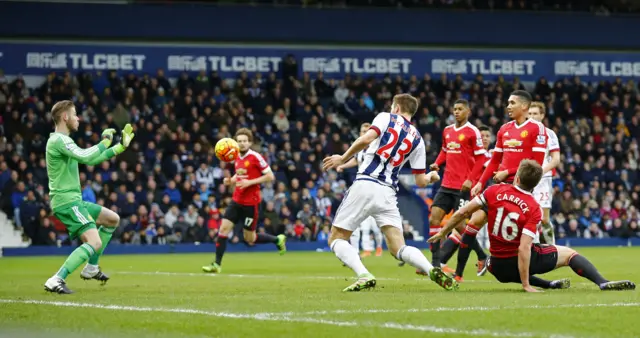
5;63;640;248
11;181;27;228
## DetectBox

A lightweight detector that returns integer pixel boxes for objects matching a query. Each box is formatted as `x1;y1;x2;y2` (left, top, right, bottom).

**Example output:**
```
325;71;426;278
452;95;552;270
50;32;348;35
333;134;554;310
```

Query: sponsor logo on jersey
447;142;461;149
504;139;523;147
520;130;528;138
536;135;546;145
236;168;247;175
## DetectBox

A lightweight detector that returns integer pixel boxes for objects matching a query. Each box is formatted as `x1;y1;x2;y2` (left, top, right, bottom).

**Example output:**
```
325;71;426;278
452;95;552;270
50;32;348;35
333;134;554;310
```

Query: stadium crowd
1;60;640;247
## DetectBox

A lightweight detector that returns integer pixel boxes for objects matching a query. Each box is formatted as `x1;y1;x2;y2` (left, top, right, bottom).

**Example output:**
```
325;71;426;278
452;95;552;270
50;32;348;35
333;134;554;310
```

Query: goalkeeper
44;100;135;294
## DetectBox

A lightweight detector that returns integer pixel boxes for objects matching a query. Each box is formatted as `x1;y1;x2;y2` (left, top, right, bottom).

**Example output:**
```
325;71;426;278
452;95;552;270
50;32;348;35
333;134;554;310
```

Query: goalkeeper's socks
56;243;96;279
88;226;116;265
215;236;228;266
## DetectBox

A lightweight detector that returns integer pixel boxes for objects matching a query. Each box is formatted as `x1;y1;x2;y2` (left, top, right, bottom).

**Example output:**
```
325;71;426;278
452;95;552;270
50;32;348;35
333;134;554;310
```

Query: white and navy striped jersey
356;148;366;165
543;127;560;178
356;112;426;189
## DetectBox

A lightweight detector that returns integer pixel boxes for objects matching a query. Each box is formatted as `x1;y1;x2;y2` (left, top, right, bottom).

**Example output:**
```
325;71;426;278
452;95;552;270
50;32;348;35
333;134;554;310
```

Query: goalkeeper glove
99;128;116;147
114;124;135;154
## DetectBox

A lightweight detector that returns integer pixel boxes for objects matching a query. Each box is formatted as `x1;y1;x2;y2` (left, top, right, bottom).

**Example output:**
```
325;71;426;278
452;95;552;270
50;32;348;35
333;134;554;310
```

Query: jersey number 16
492;207;521;241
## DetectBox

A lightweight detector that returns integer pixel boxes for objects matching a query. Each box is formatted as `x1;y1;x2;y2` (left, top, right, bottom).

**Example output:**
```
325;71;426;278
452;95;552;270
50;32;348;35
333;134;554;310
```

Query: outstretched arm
337;157;359;172
56;139;112;166
429;195;483;242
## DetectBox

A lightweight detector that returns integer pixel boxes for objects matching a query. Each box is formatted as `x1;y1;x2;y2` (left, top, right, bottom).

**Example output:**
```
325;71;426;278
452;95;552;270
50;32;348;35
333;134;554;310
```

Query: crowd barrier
2;238;638;257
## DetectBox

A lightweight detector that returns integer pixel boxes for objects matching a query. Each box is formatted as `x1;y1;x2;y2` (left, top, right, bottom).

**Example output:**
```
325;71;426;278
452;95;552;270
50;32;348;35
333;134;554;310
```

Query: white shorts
533;176;552;209
333;179;401;231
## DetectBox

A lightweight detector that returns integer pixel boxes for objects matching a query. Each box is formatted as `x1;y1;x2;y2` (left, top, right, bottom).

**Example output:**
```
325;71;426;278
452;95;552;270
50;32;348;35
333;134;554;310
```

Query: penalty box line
0;299;570;338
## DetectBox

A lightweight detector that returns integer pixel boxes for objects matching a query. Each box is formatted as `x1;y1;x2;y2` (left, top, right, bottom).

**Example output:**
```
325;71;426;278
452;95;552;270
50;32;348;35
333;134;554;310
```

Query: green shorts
53;201;103;239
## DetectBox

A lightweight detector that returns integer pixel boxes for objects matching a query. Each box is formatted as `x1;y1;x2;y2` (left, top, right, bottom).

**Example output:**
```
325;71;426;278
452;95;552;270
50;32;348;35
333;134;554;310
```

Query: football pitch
0;247;638;338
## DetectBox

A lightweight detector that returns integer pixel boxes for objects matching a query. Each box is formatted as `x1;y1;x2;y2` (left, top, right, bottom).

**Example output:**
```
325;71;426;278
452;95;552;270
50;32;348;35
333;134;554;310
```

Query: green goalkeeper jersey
46;132;117;210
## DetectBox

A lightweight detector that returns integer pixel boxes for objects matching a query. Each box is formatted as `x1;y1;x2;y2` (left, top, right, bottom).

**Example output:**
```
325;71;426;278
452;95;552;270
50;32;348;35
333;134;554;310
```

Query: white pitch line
114;270;498;283
268;302;640;316
0;299;565;337
115;270;351;280
115;271;599;286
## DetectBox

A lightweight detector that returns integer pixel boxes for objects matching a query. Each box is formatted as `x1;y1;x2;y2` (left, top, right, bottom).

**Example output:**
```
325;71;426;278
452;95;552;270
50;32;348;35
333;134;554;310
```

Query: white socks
349;230;361;252
331;239;369;276
397;245;434;274
541;221;556;245
374;229;383;250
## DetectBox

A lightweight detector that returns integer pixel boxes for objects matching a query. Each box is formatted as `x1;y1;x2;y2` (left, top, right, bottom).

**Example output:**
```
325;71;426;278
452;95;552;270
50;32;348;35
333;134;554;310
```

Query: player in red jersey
430;160;635;292
441;90;548;282
427;100;487;269
437;125;493;276
202;128;286;274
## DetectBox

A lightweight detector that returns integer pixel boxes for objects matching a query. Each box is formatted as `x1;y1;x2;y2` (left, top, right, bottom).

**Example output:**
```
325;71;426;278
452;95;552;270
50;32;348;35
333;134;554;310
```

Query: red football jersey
435;122;486;190
474;184;541;258
480;119;547;186
233;149;270;206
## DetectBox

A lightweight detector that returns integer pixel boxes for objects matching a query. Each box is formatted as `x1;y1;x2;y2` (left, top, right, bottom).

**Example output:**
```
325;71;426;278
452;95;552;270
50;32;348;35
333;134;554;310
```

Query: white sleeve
369;113;390;137
547;128;560;152
408;137;427;173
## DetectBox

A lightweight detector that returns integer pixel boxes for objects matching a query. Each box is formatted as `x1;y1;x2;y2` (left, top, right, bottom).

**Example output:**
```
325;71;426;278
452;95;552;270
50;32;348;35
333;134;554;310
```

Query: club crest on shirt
520;131;528;138
536;135;546;145
244;160;250;167
458;134;465;141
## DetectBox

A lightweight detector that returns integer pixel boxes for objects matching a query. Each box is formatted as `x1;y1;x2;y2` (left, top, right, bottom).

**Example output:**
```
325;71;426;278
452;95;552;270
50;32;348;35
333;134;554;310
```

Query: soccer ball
215;138;240;162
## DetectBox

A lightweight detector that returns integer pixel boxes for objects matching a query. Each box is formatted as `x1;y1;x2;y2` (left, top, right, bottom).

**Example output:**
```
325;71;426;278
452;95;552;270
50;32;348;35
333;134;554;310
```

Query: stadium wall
3;238;639;257
1;2;640;49
3;40;640;85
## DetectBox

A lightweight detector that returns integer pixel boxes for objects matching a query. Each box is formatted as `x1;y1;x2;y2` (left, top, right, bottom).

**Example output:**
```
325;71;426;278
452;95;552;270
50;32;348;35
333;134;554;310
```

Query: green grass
0;247;638;338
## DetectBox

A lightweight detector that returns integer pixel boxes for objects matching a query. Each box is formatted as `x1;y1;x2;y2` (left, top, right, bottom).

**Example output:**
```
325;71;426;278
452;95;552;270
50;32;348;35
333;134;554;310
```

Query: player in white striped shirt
529;102;561;244
337;122;384;257
323;94;457;292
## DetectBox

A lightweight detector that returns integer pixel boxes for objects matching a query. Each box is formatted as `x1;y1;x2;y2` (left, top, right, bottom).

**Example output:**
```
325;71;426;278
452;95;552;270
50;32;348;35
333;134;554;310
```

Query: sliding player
451;90;548;281
430;160;635;292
